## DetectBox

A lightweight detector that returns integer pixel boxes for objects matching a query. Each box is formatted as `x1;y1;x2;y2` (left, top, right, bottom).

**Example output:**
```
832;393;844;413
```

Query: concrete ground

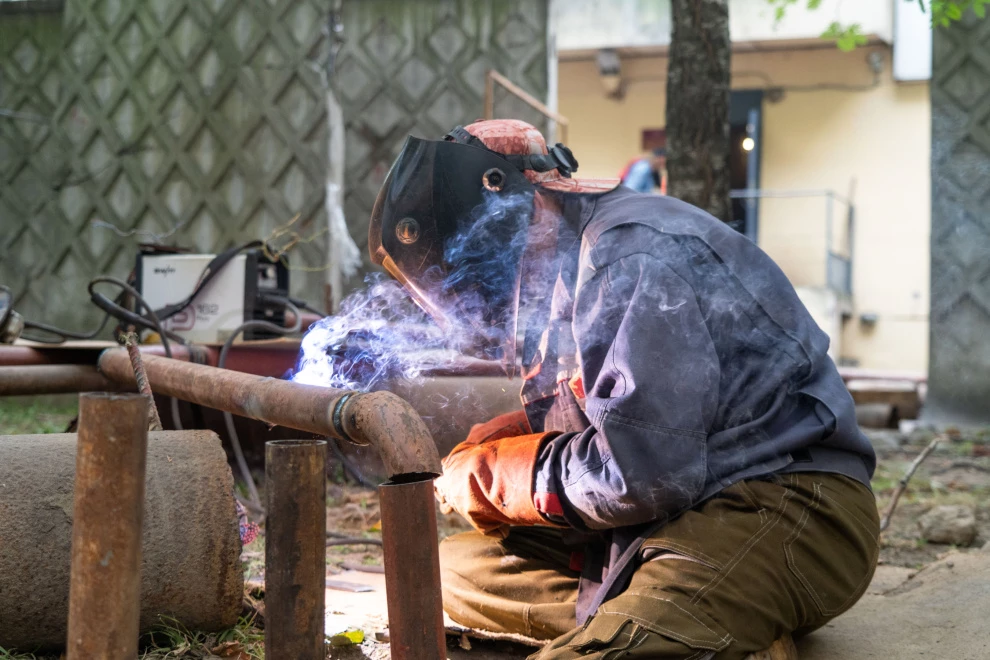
797;548;990;660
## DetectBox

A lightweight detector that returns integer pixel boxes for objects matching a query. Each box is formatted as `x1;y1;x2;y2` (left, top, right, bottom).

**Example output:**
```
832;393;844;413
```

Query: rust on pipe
379;477;446;659
98;350;441;477
265;439;327;660
66;393;150;659
0;364;132;396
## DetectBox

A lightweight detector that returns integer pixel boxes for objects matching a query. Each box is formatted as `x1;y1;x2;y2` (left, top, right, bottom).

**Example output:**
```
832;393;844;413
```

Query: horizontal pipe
0;365;132;396
1;341;508;380
0;345;101;367
98;350;441;477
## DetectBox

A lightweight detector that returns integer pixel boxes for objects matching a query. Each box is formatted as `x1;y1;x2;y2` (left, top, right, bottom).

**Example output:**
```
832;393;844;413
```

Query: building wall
554;0;894;52
557;45;931;371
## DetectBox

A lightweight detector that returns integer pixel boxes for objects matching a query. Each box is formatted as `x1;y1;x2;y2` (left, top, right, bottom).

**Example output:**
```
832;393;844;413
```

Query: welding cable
21;313;113;344
87;276;186;431
19;241;263;344
217;297;303;514
282;295;326;317
19;276;187;347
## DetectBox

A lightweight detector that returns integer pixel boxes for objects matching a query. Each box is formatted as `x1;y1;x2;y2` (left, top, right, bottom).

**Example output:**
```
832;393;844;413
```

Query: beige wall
557;45;930;372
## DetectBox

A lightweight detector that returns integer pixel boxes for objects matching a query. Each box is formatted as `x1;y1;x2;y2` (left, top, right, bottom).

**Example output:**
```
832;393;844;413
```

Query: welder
368;119;878;659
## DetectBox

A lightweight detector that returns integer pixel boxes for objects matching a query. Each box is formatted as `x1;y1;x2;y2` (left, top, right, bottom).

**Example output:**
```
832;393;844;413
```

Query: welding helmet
369;119;618;373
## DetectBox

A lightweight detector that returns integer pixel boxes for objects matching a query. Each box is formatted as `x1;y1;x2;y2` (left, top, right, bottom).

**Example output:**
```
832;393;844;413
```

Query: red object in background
641;128;666;151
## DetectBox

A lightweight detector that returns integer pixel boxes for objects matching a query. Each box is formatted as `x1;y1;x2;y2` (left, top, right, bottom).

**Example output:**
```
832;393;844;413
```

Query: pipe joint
338;390;442;478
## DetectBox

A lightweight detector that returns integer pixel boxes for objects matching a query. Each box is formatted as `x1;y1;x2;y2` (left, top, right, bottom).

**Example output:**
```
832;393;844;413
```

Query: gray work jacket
519;186;875;623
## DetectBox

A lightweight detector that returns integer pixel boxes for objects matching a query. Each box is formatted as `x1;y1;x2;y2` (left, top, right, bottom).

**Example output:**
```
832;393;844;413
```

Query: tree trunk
666;0;732;222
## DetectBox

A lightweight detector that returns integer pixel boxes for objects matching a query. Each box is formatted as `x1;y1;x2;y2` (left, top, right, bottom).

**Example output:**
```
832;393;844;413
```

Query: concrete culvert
0;430;243;652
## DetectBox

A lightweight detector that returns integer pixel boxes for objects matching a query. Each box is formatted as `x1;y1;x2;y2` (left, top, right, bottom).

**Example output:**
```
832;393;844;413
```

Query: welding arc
217;296;303;513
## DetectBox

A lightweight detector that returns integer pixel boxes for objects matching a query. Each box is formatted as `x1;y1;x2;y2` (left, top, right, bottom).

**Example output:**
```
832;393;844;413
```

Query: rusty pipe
66;393;150;659
0;364;132;396
265;440;327;660
97;349;441;477
379;477;446;659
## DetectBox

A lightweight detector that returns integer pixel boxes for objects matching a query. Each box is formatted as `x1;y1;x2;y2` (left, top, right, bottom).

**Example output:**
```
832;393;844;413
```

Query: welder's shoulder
582;190;732;269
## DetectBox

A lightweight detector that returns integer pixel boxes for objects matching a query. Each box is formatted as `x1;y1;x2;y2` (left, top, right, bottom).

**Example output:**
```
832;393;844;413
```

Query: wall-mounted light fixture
596;49;624;100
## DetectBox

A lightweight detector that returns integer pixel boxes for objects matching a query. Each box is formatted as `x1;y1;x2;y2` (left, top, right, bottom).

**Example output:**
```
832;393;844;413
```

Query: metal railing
730;188;855;297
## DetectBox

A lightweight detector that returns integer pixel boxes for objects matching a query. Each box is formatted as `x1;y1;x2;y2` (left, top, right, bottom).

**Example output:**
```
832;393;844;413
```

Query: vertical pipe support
379;478;446;660
66;392;151;659
265;439;327;660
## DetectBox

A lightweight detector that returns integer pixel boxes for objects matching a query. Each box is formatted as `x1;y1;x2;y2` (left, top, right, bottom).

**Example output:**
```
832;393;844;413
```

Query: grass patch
0;649;47;659
0;397;77;435
0;616;266;659
140;615;264;659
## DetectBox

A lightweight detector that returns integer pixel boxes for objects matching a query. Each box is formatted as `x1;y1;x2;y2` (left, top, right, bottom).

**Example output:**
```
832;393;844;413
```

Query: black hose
86;277;186;430
22;313;112;343
217;298;303;514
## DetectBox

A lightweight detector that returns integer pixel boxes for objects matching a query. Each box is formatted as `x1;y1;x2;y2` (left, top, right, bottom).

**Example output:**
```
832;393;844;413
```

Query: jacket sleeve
533;252;720;531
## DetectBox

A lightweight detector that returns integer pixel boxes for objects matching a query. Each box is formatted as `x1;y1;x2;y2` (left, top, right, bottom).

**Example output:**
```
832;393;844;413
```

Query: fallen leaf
329;628;365;647
211;641;250;659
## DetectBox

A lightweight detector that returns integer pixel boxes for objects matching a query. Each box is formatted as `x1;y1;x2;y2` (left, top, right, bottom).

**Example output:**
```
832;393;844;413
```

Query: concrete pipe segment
0;430;243;651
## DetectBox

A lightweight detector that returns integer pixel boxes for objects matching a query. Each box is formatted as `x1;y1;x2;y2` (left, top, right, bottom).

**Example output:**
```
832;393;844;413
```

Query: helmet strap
444;126;579;179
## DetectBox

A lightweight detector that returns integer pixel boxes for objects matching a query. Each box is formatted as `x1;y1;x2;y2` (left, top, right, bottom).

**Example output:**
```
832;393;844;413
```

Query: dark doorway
728;90;763;241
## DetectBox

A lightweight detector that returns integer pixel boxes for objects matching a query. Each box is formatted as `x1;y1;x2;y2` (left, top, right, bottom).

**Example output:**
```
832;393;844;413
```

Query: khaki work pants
440;472;879;659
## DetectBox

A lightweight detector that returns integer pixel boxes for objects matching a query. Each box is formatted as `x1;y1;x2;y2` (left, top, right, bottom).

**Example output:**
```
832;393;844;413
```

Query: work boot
744;635;798;660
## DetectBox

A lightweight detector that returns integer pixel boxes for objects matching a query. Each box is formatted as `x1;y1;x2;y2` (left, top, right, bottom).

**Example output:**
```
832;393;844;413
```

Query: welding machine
135;248;289;344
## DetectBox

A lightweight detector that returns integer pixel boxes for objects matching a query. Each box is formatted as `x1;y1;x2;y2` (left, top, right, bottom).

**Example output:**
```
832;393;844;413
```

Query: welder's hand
462;410;532;446
434;431;559;538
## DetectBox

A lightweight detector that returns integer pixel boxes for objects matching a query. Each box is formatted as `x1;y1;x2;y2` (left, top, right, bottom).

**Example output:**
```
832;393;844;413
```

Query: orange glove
436;412;560;538
462;410;532;445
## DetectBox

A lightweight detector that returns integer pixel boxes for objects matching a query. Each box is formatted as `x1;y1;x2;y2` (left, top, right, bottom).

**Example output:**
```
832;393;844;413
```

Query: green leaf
775;6;786;21
946;3;963;18
821;20;843;38
329;628;365;647
822;23;868;51
977;4;987;18
807;0;823;8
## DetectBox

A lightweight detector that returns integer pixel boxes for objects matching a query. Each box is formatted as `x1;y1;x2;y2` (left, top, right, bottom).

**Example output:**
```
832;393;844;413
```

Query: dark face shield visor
369;137;536;370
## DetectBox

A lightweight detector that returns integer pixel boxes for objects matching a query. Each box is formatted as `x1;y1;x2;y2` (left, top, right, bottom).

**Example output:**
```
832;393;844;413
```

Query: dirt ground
6;397;990;658
868;428;990;568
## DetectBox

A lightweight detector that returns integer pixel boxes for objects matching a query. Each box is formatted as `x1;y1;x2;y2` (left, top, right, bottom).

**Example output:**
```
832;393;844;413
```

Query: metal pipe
98;350;448;657
265;440;327;660
66;393;150;659
379;477;446;660
98;350;441;477
0;364;132;396
0;345;95;366
729;188;853;205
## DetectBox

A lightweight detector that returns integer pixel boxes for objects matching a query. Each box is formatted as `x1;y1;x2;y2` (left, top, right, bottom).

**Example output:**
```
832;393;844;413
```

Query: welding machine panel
138;253;250;344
